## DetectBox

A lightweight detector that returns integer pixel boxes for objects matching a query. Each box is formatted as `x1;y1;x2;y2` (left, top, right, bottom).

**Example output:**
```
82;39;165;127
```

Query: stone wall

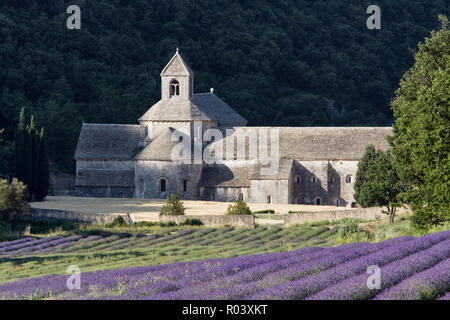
159;214;255;227
284;207;405;226
250;179;289;204
27;208;134;225
135;161;203;199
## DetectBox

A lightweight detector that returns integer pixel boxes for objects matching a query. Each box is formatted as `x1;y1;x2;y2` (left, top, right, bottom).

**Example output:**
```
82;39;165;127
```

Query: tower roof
160;49;194;76
135;127;190;161
138;92;247;126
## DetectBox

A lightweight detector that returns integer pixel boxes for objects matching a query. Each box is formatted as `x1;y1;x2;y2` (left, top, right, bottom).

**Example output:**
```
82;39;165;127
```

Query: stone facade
74;50;392;207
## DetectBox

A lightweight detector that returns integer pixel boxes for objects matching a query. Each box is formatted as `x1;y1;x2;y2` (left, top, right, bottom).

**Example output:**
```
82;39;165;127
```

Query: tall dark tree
35;128;50;201
31;124;40;197
14;108;26;183
23;116;35;198
389;16;450;230
354;145;405;224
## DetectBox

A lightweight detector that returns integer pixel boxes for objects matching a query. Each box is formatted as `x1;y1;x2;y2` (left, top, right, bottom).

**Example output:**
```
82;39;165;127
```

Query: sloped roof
75;169;135;187
161;50;194;76
277;127;392;160
192;93;247;126
74;124;141;160
138;99;214;122
138;93;247;126
207;127;392;161
200;165;254;187
135;127;190;161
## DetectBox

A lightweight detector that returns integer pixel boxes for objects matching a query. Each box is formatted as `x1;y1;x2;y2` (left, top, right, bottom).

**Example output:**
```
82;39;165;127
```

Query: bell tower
160;48;194;101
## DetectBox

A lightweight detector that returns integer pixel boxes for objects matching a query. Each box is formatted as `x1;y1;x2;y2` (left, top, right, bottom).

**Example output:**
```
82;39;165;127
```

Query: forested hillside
0;0;448;172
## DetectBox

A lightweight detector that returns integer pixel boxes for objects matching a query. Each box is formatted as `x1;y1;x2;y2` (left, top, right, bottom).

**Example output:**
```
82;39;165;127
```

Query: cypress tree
31;126;40;198
35;128;50;201
23;116;35;199
14;108;26;183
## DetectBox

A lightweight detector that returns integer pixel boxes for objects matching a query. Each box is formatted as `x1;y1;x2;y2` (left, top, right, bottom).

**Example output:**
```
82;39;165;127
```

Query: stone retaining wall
283;207;406;226
26;208;134;225
159;214;255;227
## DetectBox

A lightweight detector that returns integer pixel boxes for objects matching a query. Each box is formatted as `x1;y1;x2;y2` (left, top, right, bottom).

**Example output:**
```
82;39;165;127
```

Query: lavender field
0;230;449;300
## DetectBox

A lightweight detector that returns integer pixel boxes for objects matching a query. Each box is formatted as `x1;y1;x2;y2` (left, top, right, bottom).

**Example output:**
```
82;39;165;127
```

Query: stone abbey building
74;50;392;207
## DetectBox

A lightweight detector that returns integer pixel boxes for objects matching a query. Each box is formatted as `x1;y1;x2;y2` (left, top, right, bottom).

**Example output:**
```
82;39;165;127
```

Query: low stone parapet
26;207;133;225
159;214;255;227
283;207;406;226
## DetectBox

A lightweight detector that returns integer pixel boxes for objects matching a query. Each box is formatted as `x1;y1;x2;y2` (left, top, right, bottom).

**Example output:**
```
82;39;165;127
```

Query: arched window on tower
170;79;180;97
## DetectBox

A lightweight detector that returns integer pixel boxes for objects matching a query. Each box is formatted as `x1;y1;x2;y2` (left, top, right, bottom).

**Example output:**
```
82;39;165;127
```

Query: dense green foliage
354;145;405;223
14;108;50;201
389;16;450;230
160;194;185;216
0;129;13;178
0;178;29;224
226;200;252;215
0;0;448;172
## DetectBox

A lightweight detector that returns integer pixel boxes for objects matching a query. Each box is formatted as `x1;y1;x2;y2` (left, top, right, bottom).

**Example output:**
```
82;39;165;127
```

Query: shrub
338;218;374;243
225;200;252;215
179;218;203;226
0;178;29;224
160;194;185;216
106;216;127;228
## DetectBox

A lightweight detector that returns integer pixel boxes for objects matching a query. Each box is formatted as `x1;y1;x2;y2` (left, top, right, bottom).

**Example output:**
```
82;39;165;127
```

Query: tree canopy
0;1;448;172
354;145;405;223
389;16;450;230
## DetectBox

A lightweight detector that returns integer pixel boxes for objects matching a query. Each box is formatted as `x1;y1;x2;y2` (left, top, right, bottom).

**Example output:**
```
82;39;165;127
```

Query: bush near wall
226;200;252;215
160;194;185;216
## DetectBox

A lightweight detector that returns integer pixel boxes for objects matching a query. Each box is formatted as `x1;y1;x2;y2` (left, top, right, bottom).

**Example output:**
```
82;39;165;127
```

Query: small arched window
294;175;301;184
345;175;353;184
267;196;272;204
183;179;188;192
144;126;148;138
170;79;180;97
139;178;144;194
315;197;321;205
311;176;317;183
238;193;244;201
160;179;167;192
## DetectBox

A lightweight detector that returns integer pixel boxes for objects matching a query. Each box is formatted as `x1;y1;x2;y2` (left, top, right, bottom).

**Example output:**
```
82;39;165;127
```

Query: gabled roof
74;124;141;160
192;93;248;126
138;99;214;122
134;127;190;161
138;93;247;126
207;127;392;161
160;50;194;76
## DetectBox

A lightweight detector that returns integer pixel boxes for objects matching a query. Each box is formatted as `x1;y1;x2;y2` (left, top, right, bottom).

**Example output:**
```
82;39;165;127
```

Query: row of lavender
0;230;449;300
